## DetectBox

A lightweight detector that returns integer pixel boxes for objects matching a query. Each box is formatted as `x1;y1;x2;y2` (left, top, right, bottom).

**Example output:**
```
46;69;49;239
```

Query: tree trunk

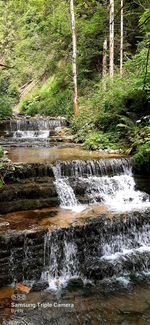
120;0;123;76
70;0;80;116
109;0;114;78
102;38;107;91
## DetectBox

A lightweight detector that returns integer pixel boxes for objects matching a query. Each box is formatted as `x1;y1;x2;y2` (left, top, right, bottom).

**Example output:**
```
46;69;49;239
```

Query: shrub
0;71;19;120
0;97;12;120
84;131;119;150
133;142;150;166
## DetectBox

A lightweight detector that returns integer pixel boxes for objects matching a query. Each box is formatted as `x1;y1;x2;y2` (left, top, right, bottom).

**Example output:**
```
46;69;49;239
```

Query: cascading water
10;118;65;132
13;130;50;139
41;212;150;291
85;174;150;212
53;159;150;212
52;165;83;211
12;119;64;140
0;117;67;146
101;224;150;268
42;232;79;291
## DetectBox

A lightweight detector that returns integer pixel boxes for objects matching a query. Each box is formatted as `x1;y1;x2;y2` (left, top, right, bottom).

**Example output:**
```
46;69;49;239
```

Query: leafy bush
0;71;19;120
123;89;149;117
133;142;150;166
84;132;119;150
0;97;12;120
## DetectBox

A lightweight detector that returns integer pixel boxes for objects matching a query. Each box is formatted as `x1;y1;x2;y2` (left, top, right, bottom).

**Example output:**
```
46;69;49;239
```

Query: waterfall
13;130;50;139
11;118;66;139
41;213;150;291
42;231;79;291
52;165;82;211
55;158;131;177
96;224;150;278
85;174;150;212
101;224;150;260
0;117;67;145
53;159;150;212
10;118;66;132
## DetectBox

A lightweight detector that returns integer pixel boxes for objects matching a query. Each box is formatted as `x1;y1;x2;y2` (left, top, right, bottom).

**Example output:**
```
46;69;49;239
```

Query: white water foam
13;130;50;139
53;166;85;212
53;159;150;212
42;236;80;291
85;174;150;212
101;225;150;261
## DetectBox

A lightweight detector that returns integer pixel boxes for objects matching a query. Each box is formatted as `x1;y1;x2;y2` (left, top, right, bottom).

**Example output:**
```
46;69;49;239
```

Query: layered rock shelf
0;163;57;213
0;158;149;214
0;208;149;287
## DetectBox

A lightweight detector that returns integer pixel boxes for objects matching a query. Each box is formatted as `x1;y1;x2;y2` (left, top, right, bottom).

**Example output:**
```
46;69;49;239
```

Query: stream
0;117;149;325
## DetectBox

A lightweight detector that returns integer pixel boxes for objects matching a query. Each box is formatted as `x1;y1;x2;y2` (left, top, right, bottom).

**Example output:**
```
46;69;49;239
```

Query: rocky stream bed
0;117;149;325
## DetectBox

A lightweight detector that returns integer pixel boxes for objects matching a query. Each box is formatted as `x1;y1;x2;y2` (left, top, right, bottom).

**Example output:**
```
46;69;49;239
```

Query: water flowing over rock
42;232;80;291
0;210;149;288
53;159;150;212
42;210;150;290
0;158;149;214
54;158;131;177
0;130;149;291
52;164;79;209
0;117;67;147
0;117;66;133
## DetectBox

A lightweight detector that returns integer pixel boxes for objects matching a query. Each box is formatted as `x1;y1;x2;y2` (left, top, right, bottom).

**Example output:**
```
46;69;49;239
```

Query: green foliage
72;105;98;142
0;98;12;120
72;47;150;155
84;132;119;150
0;71;18;120
0;179;4;189
77;2;106;80
21;69;72;117
0;0;149;171
133;142;150;166
140;9;150;31
0;146;4;158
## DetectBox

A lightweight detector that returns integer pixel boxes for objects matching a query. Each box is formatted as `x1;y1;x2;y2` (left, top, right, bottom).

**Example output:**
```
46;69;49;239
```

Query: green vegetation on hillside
0;0;149;166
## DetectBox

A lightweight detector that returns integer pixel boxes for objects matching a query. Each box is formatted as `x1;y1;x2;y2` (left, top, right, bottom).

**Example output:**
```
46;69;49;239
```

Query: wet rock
0;210;149;287
0;177;58;213
0;229;46;287
16;283;31;294
66;278;84;291
31;281;49;292
0;164;55;183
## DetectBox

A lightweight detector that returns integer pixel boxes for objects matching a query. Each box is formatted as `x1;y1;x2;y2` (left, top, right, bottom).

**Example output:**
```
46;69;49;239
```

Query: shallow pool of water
0;278;150;325
7;145;126;164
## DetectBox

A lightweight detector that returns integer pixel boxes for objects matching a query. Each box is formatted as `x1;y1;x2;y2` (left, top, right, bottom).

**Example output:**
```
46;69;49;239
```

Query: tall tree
120;0;124;75
109;0;114;78
102;38;107;91
70;0;79;116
